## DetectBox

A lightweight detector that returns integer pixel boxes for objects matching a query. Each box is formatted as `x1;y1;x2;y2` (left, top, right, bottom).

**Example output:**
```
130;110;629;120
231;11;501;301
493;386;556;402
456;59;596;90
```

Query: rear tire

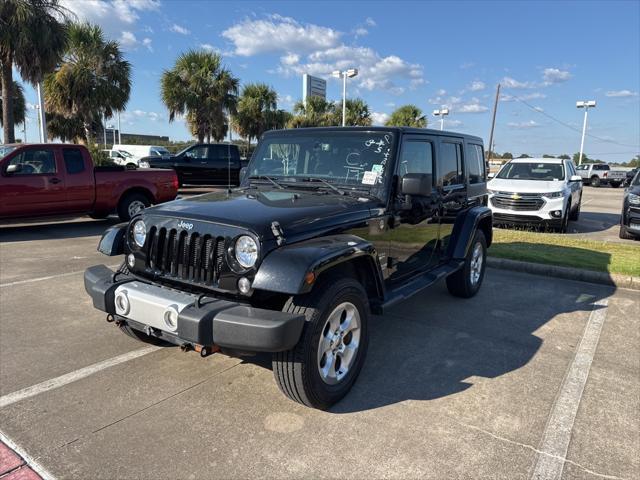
117;192;150;221
446;230;487;298
272;277;370;410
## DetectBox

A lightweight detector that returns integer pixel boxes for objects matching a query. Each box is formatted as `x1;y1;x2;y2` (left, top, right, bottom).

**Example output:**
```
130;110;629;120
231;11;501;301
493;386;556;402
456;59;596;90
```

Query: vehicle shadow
0;217;120;242
330;268;611;413
569;211;621;234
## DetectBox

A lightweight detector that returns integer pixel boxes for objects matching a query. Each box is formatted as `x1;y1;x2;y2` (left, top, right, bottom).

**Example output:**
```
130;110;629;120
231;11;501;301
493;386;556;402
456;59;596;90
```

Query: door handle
49;177;61;184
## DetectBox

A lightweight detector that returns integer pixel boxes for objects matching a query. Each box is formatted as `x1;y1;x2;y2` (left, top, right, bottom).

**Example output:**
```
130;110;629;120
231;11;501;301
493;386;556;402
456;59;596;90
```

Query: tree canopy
0;80;26;127
384;105;427;128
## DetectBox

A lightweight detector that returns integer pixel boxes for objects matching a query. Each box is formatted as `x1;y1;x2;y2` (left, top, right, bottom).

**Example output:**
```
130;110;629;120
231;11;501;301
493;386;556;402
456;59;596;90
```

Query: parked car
102;149;138;168
141;143;243;186
624;167;639;187
84;126;492;409
619;169;640;239
1;144;178;222
112;144;171;162
487;158;582;232
575;163;626;187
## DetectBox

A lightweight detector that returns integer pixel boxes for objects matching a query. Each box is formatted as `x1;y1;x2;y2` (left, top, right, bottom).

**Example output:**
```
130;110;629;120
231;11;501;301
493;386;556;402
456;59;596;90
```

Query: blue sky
9;0;640;163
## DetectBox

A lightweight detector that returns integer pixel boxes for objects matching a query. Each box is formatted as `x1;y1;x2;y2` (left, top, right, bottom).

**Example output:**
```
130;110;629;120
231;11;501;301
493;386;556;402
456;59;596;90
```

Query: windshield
151;147;170;155
633;170;640;186
248;131;395;190
0;145;17;159
497;162;565;181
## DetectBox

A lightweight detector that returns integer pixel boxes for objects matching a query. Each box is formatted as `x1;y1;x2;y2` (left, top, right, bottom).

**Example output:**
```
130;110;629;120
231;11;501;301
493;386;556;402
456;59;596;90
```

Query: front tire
591;175;601;187
272;277;370;410
569;195;581;221
446;230;487;298
619;225;635;240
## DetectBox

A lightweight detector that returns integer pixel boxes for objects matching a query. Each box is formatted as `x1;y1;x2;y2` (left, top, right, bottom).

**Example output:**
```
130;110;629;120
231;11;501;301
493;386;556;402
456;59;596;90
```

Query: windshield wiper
299;177;345;195
247;175;285;190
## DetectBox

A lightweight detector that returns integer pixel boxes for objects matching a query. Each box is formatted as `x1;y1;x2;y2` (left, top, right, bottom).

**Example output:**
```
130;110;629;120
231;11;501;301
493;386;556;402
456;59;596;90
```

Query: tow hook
115;318;125;327
106;314;115;323
180;343;193;352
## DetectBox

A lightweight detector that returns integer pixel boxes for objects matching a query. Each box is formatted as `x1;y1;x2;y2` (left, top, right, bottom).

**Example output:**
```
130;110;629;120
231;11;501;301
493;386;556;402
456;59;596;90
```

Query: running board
379;260;464;313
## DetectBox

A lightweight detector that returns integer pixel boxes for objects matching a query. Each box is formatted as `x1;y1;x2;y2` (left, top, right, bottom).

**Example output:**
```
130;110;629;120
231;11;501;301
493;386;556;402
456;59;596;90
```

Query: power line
511;94;640;150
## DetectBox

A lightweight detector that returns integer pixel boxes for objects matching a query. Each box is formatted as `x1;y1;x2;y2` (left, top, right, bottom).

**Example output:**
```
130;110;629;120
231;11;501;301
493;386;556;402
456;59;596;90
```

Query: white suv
488;158;583;232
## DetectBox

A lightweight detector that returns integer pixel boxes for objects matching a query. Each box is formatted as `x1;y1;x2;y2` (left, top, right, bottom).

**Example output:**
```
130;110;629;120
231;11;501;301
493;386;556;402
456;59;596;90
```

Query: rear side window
63;148;85;174
467;144;485;184
593;164;609;171
399;141;433;176
438;142;464;187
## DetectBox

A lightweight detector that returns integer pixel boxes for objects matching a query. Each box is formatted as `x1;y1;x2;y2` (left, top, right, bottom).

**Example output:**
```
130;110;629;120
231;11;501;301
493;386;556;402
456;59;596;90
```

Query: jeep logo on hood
178;220;194;230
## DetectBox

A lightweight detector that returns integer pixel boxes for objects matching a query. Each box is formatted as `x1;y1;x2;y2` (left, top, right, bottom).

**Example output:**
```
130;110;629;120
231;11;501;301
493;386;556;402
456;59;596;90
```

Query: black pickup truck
85;127;492;409
141;143;243;187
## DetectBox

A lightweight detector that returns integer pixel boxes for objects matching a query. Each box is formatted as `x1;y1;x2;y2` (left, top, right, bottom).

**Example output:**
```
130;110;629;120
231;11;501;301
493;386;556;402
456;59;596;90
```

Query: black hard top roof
263;126;483;144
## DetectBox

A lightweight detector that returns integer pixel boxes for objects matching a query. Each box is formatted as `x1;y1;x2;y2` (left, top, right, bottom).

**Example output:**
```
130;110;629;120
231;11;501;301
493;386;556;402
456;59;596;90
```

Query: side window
185;146;208;159
63;148;85;174
399;141;433;177
8;149;56;175
438;142;463;187
467;144;485;184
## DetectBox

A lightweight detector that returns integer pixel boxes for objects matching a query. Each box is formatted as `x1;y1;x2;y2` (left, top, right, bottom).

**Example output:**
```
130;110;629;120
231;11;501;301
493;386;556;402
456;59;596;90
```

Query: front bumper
84;265;305;352
489;195;566;226
622;205;640;233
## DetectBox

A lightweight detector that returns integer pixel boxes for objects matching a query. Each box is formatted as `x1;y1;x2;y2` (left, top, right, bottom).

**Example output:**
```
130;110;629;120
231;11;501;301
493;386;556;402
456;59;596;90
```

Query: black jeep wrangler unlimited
85;127;492;410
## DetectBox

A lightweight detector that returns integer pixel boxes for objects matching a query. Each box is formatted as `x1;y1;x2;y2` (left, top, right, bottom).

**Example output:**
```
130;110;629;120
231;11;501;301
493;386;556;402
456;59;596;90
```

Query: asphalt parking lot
0;192;638;479
568;185;632;243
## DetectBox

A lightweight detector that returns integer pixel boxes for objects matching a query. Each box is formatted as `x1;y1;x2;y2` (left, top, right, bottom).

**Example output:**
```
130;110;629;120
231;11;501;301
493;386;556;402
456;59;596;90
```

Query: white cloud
199;43;221;54
119;31;138;49
280;53;300;65
61;0;159;38
127;109;161;122
354;27;368;37
371;112;389;125
500;92;547;102
542;68;571;85
501;76;534;89
459;62;475;69
507;120;540;129
444;119;463;128
222;14;341;56
279;45;424;95
605;89;638;98
277;94;294;108
142;37;153;52
365;17;376;27
436;89;447;96
170;24;190;35
469;81;486;91
456;102;489;113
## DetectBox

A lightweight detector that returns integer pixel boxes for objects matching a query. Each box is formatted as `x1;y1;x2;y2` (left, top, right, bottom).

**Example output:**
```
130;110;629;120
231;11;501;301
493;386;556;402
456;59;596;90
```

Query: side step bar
379;260;464;313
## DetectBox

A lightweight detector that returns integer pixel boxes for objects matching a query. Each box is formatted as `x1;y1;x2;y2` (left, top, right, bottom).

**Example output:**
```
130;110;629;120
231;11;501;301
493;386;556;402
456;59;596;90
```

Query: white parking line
0;264;120;288
530;298;609;480
0;346;160;409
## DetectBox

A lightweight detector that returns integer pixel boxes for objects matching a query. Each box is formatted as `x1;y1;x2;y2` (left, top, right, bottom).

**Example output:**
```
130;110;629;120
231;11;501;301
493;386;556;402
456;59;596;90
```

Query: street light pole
117;111;122;144
332;68;358;127
433;108;449;130
36;81;47;143
576;100;596;166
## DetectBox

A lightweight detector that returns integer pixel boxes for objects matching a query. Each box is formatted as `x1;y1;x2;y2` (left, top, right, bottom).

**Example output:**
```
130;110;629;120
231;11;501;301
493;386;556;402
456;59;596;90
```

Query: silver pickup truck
575;163;626;187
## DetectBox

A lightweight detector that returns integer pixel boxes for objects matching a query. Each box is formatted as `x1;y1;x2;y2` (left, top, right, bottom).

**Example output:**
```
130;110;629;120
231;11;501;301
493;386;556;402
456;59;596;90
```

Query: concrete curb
487;256;640;291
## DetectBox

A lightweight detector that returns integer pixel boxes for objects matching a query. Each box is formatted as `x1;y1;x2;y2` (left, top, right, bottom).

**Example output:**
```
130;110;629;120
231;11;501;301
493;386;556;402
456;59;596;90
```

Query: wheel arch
446;206;493;259
119;187;154;207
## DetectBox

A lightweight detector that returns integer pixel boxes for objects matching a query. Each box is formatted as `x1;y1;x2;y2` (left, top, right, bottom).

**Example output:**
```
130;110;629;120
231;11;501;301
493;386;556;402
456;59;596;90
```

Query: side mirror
5;164;22;174
487;172;496;179
401;173;432;197
570;175;582;182
239;166;247;182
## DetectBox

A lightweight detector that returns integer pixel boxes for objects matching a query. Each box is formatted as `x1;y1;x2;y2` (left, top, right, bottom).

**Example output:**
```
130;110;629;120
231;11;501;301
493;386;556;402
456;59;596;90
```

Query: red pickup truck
0;144;178;222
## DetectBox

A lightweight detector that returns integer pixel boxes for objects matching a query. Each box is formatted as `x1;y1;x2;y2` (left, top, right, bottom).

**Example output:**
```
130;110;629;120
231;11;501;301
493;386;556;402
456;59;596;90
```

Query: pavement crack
456;421;628;480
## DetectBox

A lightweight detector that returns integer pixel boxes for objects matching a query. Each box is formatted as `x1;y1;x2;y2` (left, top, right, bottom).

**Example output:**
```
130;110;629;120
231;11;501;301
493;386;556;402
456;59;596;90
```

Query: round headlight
235;235;258;268
133;220;146;247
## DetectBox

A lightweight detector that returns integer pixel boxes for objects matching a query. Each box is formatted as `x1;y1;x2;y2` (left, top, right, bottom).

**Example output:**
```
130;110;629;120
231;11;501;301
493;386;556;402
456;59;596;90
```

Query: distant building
103;128;170;144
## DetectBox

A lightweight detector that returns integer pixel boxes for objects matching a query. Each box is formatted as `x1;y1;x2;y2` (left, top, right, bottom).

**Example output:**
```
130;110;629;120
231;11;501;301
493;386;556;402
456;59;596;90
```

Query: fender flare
252;234;384;297
98;223;128;256
446;206;493;260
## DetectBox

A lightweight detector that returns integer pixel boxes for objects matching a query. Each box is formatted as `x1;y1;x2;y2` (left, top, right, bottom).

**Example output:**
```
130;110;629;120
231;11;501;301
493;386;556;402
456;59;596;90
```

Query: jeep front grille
491;192;545;211
145;227;226;285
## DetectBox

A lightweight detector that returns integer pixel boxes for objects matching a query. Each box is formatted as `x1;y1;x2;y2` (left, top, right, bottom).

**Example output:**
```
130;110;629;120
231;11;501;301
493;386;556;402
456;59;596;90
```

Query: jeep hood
488;178;566;193
144;189;376;240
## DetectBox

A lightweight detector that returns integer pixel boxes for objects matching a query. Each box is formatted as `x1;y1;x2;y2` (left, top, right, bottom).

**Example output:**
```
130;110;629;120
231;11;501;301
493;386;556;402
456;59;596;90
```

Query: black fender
446;206;493;259
98;223;128;256
252;234;384;298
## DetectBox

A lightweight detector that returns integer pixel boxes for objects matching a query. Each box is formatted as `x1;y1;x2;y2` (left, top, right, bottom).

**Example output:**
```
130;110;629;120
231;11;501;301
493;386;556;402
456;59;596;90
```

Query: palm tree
0;0;68;143
161;50;239;143
288;96;337;128
46;111;88;142
335;98;372;126
233;83;282;150
43;23;131;144
385;105;427;128
0;81;26;129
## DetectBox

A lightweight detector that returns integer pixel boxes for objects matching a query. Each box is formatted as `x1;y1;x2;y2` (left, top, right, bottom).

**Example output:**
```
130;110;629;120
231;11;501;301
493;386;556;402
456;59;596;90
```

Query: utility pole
36;81;47;143
576;100;596;165
22;122;26;142
117;111;122;144
102;111;107;148
487;83;501;164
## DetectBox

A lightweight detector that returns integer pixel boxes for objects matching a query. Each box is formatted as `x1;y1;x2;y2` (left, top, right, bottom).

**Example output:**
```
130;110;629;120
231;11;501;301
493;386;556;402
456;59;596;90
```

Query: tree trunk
83;121;93;147
1;54;15;144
